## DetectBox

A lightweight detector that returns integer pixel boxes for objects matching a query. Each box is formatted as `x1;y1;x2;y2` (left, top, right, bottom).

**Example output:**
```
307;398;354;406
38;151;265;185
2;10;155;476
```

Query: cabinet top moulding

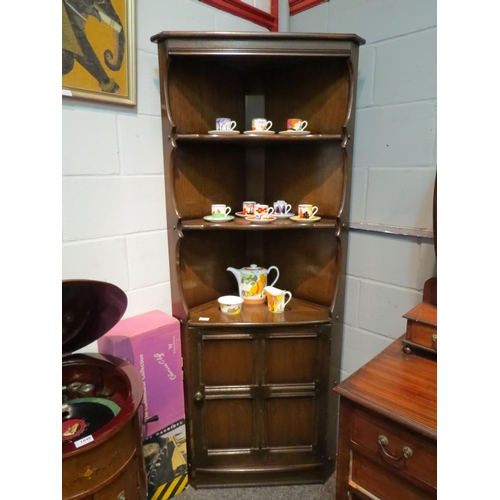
151;31;366;48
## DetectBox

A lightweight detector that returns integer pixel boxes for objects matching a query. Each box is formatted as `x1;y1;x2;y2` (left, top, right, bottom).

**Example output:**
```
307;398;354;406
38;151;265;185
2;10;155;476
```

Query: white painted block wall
62;0;267;353
291;0;437;378
62;0;437;381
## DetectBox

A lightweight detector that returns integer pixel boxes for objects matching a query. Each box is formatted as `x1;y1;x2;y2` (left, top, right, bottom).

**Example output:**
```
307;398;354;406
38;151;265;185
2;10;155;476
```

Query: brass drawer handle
431;333;437;350
194;391;204;402
378;435;413;462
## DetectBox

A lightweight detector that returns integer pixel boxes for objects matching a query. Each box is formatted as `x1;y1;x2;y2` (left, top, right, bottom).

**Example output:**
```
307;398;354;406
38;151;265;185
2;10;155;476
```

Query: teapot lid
242;264;264;271
62;279;127;355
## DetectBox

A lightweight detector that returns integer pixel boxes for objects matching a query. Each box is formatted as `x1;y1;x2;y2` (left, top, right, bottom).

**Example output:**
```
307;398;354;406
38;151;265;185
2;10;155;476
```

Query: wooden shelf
176;133;342;143
189;297;331;327
182;217;339;230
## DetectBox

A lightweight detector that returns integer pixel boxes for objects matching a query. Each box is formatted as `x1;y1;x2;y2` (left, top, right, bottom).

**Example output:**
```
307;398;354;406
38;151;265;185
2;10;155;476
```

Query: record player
62;280;147;500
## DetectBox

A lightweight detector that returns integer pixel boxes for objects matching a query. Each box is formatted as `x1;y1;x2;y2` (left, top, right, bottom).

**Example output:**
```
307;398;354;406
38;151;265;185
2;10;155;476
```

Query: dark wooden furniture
150;31;365;488
62;281;147;500
402;277;437;355
334;337;437;499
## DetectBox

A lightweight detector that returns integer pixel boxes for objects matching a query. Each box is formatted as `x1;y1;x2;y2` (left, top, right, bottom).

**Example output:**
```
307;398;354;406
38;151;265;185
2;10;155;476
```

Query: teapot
227;264;279;304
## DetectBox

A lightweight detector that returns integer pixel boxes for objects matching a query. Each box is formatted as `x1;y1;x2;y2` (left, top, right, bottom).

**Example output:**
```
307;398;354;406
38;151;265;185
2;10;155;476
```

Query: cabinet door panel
205;399;255;450
266;337;316;384
202;338;254;386
265;397;314;448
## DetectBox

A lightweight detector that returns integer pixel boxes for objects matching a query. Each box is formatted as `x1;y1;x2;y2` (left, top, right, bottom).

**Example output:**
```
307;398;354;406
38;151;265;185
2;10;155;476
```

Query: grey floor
176;473;336;500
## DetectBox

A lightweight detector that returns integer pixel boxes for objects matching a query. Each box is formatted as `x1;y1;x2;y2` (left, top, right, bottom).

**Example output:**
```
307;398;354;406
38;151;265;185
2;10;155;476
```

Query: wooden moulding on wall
199;0;330;31
289;0;328;15
62;0;136;106
200;0;279;31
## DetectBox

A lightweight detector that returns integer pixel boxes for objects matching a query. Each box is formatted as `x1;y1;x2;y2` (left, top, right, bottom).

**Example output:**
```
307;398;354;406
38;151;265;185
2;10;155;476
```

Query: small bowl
218;296;243;315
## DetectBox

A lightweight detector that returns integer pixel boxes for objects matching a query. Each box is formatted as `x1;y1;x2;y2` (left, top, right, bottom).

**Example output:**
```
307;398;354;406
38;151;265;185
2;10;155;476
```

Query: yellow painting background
62;0;128;97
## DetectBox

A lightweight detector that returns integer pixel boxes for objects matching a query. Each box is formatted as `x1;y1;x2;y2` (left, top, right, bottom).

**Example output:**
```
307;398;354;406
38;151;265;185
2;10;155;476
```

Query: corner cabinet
150;31;365;489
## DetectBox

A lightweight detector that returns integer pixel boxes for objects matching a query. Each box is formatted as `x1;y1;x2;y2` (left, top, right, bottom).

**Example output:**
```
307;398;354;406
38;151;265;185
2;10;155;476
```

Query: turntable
62;280;147;500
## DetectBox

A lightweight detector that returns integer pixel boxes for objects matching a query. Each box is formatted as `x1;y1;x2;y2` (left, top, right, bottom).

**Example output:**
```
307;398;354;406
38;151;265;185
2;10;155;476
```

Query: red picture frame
199;0;278;31
199;0;328;31
289;0;327;15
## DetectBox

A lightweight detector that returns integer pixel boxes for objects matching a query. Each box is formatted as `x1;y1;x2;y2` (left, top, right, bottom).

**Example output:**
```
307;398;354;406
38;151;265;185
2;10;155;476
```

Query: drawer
351;407;437;490
405;321;437;351
350;451;436;500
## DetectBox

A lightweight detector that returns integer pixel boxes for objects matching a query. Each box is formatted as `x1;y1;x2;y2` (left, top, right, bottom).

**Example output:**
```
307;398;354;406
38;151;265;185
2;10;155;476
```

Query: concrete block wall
62;0;437;378
291;0;437;378
62;0;267;352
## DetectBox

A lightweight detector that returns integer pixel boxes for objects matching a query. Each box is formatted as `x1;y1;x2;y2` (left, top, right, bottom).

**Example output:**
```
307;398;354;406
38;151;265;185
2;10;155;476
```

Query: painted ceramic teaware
227;264;279;304
264;286;292;313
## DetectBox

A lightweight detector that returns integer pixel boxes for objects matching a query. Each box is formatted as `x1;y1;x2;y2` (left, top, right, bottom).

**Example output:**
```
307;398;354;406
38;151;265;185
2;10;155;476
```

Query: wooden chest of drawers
334;337;437;499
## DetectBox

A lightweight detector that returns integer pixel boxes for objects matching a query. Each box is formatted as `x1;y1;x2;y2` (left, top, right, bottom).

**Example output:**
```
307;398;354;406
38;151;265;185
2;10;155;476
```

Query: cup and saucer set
204;204;235;222
208;118;311;136
243;118;275;135
278;118;311;136
208;118;239;135
235;201;296;222
209;117;276;135
205;202;321;223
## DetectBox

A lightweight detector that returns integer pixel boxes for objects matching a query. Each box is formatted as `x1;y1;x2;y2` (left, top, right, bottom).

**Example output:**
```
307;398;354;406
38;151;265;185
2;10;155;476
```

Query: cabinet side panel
168;57;246;134
174;144;246;218
180;232;247;309
265;58;350;135
266;143;344;217
263;229;339;307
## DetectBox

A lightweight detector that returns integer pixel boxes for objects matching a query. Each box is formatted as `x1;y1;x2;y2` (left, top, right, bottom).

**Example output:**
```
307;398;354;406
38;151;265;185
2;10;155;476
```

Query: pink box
98;310;185;437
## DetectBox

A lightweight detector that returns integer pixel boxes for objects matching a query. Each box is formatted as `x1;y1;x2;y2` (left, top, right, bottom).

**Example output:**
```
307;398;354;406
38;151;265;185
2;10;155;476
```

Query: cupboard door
190;326;331;471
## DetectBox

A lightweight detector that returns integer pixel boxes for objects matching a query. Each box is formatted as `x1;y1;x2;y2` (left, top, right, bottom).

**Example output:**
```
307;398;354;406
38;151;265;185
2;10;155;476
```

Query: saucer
203;215;235;222
278;130;311;136
208;130;240;135
245;216;277;223
236;211;251;218
243;130;275;135
274;212;295;219
290;215;321;223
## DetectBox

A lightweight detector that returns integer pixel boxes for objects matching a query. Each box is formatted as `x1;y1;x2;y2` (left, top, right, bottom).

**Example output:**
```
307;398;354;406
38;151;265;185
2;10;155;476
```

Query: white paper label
198;317;210;321
74;435;94;448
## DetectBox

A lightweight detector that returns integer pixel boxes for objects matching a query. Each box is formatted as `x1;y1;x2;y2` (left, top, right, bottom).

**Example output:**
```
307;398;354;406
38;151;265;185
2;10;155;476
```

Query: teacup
243;201;256;215
254;204;274;220
264;286;292;314
287;118;308;131
218;295;243;315
216;118;237;131
212;204;231;218
273;200;292;215
298;204;318;219
252;118;273;132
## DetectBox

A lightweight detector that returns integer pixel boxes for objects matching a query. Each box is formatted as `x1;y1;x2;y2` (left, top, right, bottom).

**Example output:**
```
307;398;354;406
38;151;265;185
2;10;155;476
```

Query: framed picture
62;0;136;106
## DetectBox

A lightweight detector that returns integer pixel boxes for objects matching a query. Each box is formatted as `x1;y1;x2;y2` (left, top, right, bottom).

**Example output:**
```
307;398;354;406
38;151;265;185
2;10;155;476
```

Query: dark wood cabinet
150;31;364;488
334;337;437;499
